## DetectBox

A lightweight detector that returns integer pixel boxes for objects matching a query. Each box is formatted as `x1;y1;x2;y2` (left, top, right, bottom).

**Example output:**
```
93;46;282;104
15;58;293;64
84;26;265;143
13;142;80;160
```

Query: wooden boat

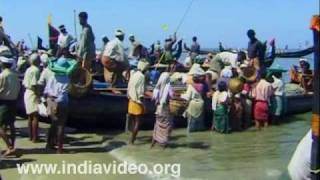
16;83;313;129
275;47;314;58
67;82;314;129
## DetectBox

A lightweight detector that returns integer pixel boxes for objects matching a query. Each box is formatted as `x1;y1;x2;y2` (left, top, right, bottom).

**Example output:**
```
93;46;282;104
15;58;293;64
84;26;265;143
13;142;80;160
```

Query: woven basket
69;67;92;98
228;78;244;94
169;98;187;116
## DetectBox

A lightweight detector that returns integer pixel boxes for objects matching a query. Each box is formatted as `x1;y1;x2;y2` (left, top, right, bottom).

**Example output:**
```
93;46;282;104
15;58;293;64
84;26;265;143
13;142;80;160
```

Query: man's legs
31;113;39;142
0;127;15;156
8;123;15;149
130;115;140;144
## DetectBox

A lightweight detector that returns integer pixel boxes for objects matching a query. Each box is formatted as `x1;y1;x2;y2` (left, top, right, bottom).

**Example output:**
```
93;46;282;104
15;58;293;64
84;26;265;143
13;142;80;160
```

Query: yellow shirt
0;68;21;100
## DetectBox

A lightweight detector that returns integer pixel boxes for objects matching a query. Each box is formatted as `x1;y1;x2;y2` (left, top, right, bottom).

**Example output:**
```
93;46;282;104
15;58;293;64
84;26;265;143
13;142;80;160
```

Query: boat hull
17;90;313;130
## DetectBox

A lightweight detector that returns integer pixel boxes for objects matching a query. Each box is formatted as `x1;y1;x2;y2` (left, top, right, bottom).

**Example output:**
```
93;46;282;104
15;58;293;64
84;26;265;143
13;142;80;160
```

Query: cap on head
40;54;49;65
29;53;40;65
115;29;125;37
78;11;88;20
192;36;197;41
129;34;135;41
0;16;2;22
59;25;66;31
299;58;308;63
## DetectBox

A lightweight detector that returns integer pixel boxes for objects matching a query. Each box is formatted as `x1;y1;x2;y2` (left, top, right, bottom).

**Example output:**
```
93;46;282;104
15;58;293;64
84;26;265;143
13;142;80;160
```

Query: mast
310;15;320;180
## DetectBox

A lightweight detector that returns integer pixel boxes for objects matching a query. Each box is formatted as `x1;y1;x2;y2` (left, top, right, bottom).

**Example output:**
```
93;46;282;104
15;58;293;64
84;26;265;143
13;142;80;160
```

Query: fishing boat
275;47;314;58
64;82;314;129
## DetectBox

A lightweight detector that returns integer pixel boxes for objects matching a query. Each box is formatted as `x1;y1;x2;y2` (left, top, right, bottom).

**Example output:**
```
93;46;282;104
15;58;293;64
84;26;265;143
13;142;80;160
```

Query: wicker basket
69;67;92;98
169;98;187;116
228;78;244;94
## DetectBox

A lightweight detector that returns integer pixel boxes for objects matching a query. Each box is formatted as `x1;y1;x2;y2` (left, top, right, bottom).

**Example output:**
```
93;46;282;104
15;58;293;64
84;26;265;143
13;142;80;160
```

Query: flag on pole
47;14;59;50
161;24;169;32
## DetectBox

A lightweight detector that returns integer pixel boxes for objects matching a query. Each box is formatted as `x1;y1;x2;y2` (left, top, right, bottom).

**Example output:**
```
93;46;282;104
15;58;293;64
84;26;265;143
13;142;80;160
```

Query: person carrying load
44;57;77;153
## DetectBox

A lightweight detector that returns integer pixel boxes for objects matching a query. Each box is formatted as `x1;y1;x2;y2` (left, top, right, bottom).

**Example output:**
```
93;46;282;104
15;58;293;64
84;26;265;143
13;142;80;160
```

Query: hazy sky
0;0;318;49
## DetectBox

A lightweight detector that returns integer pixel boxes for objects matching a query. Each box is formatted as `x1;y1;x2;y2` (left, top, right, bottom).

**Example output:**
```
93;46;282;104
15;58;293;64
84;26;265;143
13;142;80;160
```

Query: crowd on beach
0;11;314;158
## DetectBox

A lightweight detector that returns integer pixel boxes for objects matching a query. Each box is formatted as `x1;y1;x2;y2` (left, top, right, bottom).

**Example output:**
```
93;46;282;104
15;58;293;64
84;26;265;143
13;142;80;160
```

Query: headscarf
152;72;171;107
29;53;40;66
137;60;149;72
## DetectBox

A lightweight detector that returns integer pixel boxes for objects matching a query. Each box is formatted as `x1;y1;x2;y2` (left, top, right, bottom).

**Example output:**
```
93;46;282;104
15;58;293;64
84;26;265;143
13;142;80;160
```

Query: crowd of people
0;11;314;158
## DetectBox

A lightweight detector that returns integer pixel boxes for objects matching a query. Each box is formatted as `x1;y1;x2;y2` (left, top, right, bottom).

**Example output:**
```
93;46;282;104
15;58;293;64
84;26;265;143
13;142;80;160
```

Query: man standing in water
252;72;273;130
77;12;96;72
0;57;21;156
127;60;149;144
247;29;266;77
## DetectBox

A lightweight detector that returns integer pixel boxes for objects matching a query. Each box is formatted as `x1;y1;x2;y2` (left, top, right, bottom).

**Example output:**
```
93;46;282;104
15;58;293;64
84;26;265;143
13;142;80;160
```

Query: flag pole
48;14;52;49
73;9;78;40
310;15;320;180
27;33;35;50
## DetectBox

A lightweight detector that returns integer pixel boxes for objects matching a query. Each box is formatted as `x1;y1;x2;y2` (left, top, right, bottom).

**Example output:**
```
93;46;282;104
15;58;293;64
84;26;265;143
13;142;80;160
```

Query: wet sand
1;113;311;180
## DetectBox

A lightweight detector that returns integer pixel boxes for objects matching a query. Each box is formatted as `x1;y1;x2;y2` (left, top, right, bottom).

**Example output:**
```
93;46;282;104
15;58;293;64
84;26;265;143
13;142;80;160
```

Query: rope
175;0;196;33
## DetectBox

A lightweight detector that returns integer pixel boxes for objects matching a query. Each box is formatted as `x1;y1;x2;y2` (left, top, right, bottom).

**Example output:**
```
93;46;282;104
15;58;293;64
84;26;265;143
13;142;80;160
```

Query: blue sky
0;0;318;49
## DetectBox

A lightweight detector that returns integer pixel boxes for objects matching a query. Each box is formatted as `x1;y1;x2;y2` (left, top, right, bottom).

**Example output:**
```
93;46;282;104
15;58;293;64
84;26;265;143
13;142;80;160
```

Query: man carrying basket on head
101;29;129;89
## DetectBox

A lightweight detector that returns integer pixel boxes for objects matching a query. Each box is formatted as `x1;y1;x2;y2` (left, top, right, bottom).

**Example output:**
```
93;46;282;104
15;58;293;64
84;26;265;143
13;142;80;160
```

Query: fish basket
169;98;187;116
69;67;92;98
228;78;244;94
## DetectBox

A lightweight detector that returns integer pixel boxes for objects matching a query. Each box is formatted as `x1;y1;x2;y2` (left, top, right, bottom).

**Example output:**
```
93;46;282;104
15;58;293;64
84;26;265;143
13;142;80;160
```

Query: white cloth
288;130;312;180
181;85;204;118
23;65;40;114
127;71;145;104
23;66;40;90
220;66;233;78
184;56;192;67
212;91;228;110
24;89;38;114
57;33;74;48
215;52;238;68
38;68;54;86
188;63;205;76
272;76;284;96
0;69;21;100
103;38;127;63
153;72;173;115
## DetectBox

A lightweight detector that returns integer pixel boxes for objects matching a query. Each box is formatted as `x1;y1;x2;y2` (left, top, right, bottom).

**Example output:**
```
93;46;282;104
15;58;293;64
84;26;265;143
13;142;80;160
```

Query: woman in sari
181;72;206;133
151;72;174;148
212;81;230;133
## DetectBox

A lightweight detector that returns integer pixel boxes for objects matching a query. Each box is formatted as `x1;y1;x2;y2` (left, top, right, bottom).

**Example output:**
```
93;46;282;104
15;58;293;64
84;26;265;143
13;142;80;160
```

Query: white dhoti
24;89;39;115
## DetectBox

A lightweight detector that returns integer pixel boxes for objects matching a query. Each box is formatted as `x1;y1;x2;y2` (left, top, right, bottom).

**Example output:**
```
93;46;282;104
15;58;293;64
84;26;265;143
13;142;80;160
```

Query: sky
0;0;319;49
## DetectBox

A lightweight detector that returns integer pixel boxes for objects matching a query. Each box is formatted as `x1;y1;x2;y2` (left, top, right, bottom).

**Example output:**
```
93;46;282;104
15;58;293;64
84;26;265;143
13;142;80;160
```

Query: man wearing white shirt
271;72;285;124
102;29;129;88
57;25;74;56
